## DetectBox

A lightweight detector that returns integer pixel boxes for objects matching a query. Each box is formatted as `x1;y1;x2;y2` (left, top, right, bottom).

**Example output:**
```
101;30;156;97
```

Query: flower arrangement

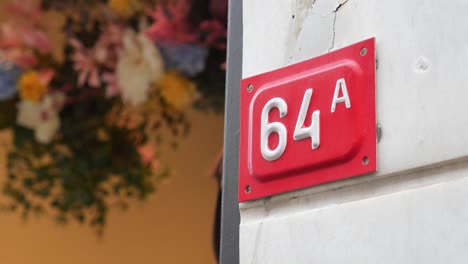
0;0;226;233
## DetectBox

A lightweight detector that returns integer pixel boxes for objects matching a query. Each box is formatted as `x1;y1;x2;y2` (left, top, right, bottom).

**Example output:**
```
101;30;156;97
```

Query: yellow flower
158;71;199;110
109;0;140;17
18;71;48;103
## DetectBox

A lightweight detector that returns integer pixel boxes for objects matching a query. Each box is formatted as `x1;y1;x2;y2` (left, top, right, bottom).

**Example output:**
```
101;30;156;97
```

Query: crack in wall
328;12;338;52
328;0;349;52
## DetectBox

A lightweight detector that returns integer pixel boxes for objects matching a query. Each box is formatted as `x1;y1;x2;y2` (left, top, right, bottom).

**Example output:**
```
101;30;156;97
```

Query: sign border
238;38;377;202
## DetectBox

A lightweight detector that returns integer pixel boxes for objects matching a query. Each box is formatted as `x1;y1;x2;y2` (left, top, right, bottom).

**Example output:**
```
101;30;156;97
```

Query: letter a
330;78;351;113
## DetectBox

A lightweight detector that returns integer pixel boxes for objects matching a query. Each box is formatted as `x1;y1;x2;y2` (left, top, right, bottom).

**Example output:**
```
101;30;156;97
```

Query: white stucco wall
240;0;468;262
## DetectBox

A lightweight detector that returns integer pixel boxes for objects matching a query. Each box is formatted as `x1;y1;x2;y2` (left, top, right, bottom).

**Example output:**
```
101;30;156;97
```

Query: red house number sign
239;38;376;202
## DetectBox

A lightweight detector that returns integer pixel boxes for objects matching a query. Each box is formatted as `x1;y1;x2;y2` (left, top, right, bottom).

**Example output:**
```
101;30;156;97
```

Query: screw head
362;156;369;165
247;84;253;92
360;47;367;56
376;123;382;143
245;185;251;194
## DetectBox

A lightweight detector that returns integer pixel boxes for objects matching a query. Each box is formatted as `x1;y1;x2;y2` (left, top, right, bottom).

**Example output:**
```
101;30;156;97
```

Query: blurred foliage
0;0;226;234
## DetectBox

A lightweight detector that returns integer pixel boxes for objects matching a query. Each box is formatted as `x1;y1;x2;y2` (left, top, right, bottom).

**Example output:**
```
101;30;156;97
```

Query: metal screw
247;84;253;92
376;123;382;143
245;185;251;194
362;156;369;165
360;47;367;56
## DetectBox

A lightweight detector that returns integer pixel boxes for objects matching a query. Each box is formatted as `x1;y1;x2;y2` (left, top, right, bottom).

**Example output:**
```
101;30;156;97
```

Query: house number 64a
260;78;351;161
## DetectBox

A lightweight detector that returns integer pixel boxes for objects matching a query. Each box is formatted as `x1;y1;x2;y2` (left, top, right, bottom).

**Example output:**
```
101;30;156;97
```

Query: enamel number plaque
239;38;376;202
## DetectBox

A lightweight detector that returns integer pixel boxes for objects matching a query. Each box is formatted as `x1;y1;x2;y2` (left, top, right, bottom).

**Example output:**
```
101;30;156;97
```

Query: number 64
260;89;320;161
260;78;351;161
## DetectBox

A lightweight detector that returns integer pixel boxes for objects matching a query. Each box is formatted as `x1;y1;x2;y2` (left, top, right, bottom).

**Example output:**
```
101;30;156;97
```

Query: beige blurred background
0;1;224;263
0;111;223;264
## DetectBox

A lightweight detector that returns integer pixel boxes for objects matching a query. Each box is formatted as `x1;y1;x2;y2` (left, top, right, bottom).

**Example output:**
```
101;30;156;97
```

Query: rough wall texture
241;0;468;263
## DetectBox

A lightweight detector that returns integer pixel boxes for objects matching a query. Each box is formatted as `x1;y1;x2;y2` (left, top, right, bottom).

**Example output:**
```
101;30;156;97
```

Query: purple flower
0;61;22;101
158;43;208;77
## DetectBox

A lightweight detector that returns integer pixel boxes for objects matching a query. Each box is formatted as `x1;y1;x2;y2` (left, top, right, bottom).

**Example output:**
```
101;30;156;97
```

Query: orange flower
18;70;48;102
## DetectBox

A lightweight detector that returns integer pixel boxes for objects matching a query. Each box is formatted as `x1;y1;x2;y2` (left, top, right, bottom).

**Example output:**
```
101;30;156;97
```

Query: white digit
261;98;287;161
294;89;320;149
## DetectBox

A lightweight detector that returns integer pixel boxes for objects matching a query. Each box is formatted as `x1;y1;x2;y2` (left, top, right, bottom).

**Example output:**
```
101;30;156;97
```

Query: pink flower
199;20;227;50
0;0;51;69
137;144;161;171
69;39;101;88
145;0;227;52
138;144;156;164
145;0;196;44
0;22;42;68
0;22;22;48
69;24;123;88
21;28;51;54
